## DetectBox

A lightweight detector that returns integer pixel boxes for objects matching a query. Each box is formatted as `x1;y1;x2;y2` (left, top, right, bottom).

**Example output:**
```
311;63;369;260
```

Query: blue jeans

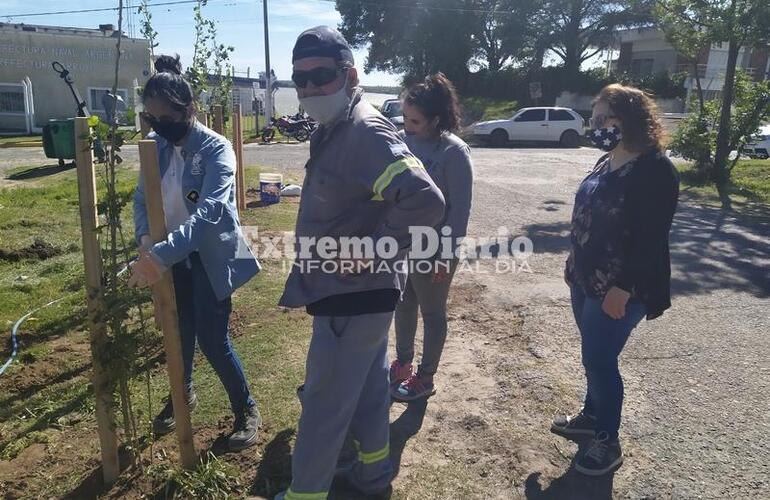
570;285;646;441
173;253;255;414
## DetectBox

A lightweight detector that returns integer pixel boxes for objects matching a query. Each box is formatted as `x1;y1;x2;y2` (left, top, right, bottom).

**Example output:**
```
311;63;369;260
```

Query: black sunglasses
292;67;346;89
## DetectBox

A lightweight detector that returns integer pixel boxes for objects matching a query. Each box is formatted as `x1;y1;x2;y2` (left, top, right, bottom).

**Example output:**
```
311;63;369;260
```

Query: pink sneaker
389;360;413;386
392;373;436;401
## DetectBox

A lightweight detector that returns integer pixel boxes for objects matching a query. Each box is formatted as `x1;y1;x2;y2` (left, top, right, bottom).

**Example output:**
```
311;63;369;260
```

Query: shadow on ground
523;436;616;500
669;196;770;297
249;428;294;498
6;163;75;180
390;399;429;479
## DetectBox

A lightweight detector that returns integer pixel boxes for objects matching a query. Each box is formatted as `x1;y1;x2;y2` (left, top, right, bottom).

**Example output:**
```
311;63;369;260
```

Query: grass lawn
0;162;307;497
678;159;770;204
0;135;42;147
461;97;519;124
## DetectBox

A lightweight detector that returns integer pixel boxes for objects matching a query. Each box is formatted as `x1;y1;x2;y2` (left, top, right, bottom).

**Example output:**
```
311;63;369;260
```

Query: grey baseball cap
292;26;355;66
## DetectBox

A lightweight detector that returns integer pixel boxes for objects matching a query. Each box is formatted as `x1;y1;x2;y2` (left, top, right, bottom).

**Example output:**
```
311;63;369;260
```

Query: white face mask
298;73;351;125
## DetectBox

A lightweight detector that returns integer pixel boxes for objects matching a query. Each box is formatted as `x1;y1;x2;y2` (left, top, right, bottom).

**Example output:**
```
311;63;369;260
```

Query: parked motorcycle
261;114;316;143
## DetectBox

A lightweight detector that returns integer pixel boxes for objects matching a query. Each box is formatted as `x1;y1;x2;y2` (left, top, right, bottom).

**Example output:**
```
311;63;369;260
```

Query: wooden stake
197;110;209;128
233;104;247;213
74;117;120;484
141;113;160;329
138;140;198;470
140;115;151;139
212;105;224;134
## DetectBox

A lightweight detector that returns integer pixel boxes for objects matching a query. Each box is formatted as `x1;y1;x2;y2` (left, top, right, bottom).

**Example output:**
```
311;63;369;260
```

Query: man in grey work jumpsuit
275;27;446;500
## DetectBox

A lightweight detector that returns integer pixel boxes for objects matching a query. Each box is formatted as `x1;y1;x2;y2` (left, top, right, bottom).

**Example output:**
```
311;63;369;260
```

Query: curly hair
402;72;462;134
594;84;666;152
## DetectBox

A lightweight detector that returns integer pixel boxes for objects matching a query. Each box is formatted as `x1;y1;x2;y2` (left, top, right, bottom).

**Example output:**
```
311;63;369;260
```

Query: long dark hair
402;73;462;134
142;54;194;116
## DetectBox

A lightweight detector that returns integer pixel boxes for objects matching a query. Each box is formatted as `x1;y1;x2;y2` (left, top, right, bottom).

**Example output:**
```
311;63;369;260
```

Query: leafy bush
462;96;519;125
463;66;685;104
671;71;770;175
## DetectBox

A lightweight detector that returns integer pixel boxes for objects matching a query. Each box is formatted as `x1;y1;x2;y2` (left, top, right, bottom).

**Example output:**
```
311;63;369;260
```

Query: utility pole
262;0;272;127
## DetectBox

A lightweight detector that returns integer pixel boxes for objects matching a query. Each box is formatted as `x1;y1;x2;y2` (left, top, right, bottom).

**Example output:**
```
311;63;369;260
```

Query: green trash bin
42;118;76;161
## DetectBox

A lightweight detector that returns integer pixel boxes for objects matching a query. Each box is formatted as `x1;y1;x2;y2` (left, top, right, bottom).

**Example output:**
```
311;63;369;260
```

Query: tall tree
656;0;770;208
467;0;545;72
546;0;654;78
336;0;480;87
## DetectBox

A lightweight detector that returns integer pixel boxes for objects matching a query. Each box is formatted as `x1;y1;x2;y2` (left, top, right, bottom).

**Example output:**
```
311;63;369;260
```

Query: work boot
152;391;197;436
228;404;261;451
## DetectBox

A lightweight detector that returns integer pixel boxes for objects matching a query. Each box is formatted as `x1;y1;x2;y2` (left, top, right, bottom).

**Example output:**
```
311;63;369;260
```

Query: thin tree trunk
692;59;705;115
713;37;741;210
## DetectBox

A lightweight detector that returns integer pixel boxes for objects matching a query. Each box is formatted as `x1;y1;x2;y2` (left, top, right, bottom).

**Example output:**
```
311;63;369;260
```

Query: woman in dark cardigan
551;84;679;476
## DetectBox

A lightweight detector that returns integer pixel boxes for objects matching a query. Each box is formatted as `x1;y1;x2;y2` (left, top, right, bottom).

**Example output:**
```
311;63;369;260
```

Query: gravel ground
459;145;770;499
2;141;768;499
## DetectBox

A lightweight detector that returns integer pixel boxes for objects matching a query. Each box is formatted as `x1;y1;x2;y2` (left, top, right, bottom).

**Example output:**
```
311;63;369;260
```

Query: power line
307;0;520;16
2;0;223;20
5;0;521;21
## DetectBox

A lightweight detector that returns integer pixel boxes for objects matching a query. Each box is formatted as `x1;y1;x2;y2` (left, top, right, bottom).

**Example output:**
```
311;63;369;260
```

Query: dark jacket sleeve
353;119;446;250
616;153;679;317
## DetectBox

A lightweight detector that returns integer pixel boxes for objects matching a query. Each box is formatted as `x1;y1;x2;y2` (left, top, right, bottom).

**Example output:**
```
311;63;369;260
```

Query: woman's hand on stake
602;286;631;320
128;248;166;288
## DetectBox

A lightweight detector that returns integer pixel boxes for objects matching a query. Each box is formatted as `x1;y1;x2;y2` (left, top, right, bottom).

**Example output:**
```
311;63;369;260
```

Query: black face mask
152;118;191;144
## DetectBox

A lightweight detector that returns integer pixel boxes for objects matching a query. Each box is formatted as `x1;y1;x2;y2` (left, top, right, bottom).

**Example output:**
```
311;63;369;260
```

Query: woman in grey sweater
391;73;474;401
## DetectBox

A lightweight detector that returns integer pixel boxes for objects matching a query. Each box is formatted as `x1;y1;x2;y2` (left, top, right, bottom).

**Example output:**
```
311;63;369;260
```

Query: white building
612;27;770;108
0;23;151;134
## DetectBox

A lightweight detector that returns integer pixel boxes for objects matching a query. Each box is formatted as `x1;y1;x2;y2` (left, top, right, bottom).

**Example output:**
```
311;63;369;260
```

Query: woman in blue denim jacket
130;55;261;451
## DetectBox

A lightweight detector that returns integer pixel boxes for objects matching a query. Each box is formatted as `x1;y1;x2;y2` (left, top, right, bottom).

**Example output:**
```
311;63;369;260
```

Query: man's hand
128;248;166;288
602;286;631;320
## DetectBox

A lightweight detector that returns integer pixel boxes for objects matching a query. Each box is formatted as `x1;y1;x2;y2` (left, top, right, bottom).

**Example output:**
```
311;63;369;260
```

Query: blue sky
3;0;402;86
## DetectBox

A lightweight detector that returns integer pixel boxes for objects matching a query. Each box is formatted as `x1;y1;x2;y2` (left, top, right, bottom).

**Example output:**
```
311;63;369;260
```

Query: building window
0;84;25;114
630;59;654;76
88;87;129;113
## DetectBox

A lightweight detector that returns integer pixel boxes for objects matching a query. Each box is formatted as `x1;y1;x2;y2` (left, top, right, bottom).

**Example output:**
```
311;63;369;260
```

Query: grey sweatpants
285;312;394;499
394;259;459;376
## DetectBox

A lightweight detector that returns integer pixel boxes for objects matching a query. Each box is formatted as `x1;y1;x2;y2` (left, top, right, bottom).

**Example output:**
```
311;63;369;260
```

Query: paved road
464;146;770;498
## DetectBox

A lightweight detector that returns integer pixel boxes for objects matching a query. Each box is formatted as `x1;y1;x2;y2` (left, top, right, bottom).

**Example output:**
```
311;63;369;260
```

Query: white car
742;125;770;159
472;107;585;148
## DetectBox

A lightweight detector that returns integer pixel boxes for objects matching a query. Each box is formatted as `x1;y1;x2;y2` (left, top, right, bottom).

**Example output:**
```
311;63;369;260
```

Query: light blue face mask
298;72;351;125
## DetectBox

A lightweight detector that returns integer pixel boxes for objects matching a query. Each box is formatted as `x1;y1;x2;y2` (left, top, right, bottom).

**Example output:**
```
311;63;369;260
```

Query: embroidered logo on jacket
186;190;200;203
190;153;203;176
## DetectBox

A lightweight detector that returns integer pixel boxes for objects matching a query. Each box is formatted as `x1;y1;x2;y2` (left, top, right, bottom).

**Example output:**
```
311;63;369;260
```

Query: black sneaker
228;404;261;451
575;431;623;476
551;408;597;438
153;391;198;436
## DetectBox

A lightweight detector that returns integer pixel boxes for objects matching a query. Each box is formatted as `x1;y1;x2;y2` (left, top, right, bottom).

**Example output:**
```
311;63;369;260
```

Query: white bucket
259;173;283;205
